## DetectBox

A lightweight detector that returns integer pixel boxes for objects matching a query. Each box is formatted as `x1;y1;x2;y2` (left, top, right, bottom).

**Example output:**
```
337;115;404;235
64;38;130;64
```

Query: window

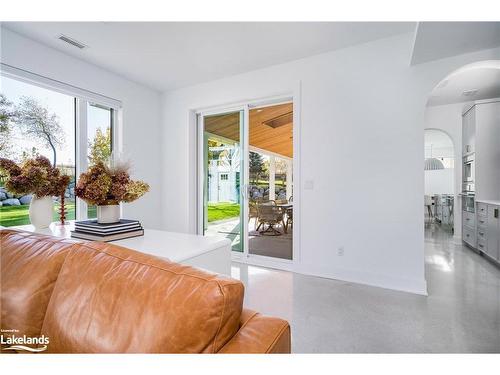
86;103;114;219
0;73;117;227
220;173;229;181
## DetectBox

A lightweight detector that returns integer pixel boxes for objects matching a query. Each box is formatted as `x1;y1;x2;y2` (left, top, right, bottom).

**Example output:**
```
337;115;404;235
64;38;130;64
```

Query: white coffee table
7;221;232;276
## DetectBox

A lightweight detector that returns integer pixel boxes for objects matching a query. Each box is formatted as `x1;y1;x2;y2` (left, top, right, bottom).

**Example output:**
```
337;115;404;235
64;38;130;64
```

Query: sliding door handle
241;184;250;200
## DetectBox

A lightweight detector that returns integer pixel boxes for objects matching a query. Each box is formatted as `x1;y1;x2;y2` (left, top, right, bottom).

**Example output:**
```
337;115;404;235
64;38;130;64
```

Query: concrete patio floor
205;217;292;260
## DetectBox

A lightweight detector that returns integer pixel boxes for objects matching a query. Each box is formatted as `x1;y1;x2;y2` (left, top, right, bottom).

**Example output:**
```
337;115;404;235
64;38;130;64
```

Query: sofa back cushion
1;230;76;339
41;240;244;353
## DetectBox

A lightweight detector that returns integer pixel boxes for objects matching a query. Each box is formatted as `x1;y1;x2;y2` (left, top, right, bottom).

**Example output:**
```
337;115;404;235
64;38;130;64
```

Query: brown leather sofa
0;229;290;353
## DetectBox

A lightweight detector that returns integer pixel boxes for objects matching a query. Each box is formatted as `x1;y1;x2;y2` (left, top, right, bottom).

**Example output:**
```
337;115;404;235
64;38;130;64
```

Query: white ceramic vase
29;195;54;229
97;204;120;224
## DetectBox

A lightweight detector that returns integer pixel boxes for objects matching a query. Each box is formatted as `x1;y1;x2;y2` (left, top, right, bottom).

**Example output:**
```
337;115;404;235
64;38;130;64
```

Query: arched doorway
423;59;500;244
424;129;455;233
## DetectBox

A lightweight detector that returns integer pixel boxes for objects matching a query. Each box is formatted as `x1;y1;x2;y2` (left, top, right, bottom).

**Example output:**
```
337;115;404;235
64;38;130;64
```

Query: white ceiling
427;60;500;106
411;22;500;65
2;22;414;92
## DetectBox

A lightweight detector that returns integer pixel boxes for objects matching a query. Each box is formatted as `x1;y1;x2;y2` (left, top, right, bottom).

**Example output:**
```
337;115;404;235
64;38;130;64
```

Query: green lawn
0;202;97;227
1;201;239;226
207;202;240;222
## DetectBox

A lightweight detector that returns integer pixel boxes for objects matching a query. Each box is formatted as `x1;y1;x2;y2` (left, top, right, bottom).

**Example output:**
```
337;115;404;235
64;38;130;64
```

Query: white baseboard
293;264;428;296
232;256;428;296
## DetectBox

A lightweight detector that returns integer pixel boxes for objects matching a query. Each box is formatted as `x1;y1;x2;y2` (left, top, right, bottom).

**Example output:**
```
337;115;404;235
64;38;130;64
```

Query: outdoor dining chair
256;201;285;236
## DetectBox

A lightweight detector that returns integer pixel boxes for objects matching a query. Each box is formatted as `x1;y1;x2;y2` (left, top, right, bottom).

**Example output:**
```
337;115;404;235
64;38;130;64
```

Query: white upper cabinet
462;105;476;155
475;100;500;202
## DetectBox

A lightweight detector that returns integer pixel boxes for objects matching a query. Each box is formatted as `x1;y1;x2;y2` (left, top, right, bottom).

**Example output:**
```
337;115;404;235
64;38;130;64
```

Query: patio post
286;159;293;200
269;155;276;200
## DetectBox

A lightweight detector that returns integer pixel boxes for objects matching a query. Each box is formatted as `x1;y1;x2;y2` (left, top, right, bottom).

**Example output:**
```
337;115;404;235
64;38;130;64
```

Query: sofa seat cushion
41;240;244;353
1;230;77;339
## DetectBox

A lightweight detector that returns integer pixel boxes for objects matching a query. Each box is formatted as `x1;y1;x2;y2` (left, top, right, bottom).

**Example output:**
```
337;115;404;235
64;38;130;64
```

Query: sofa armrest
218;309;290;353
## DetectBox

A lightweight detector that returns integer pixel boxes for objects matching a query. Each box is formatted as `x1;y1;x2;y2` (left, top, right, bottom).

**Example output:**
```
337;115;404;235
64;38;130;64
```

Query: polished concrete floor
231;223;500;353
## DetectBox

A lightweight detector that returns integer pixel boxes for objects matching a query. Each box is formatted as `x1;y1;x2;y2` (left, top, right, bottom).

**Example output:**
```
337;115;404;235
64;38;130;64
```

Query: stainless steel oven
462;154;475;183
462;182;475;194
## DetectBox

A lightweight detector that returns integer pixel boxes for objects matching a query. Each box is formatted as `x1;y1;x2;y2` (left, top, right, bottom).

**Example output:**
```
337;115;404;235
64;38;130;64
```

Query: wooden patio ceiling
204;102;293;158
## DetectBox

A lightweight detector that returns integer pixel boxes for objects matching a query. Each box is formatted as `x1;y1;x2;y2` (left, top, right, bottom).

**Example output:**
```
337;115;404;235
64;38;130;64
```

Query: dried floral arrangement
0;156;70;198
75;160;149;206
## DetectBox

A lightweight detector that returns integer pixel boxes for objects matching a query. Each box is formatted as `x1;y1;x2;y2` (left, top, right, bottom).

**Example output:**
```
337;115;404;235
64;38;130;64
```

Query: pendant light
424;144;444;170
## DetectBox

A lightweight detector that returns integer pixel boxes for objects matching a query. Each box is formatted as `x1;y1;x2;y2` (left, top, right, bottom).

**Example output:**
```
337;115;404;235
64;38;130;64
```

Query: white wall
424;169;454;195
0;27;163;228
424;103;468;241
424;129;454;158
5;26;498;295
161;32;500;294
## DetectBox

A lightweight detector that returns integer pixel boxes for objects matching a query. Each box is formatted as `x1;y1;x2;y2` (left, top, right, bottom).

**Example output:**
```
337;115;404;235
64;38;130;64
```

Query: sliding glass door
198;100;294;262
198;109;247;253
247;103;294;260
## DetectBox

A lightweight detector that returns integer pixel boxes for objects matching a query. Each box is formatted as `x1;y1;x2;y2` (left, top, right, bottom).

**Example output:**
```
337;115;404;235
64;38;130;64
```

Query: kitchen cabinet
463;225;476;248
461;99;500;266
463;209;476;248
486;205;500;262
469;201;500;265
477;215;487;228
463;210;475;228
462;105;475;155
477;202;487;217
475;100;500;201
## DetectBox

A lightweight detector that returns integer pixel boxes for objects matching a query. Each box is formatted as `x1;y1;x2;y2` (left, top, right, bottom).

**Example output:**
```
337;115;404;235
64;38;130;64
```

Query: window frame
79;102;117;220
1;63;122;222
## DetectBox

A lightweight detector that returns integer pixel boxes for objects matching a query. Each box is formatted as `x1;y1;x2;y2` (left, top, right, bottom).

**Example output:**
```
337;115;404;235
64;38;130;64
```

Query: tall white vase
29;195;54;229
97;204;120;224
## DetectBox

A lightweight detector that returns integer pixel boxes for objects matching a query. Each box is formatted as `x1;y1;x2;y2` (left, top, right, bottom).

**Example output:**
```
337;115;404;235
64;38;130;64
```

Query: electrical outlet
337;247;344;256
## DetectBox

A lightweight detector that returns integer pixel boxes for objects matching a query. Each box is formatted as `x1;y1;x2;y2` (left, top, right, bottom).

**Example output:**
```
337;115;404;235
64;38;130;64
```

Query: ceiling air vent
462;89;479;97
262;111;293;129
57;34;87;49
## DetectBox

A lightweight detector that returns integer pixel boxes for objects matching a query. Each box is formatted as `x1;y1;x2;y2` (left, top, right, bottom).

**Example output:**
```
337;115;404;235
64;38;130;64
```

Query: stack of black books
71;219;144;242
